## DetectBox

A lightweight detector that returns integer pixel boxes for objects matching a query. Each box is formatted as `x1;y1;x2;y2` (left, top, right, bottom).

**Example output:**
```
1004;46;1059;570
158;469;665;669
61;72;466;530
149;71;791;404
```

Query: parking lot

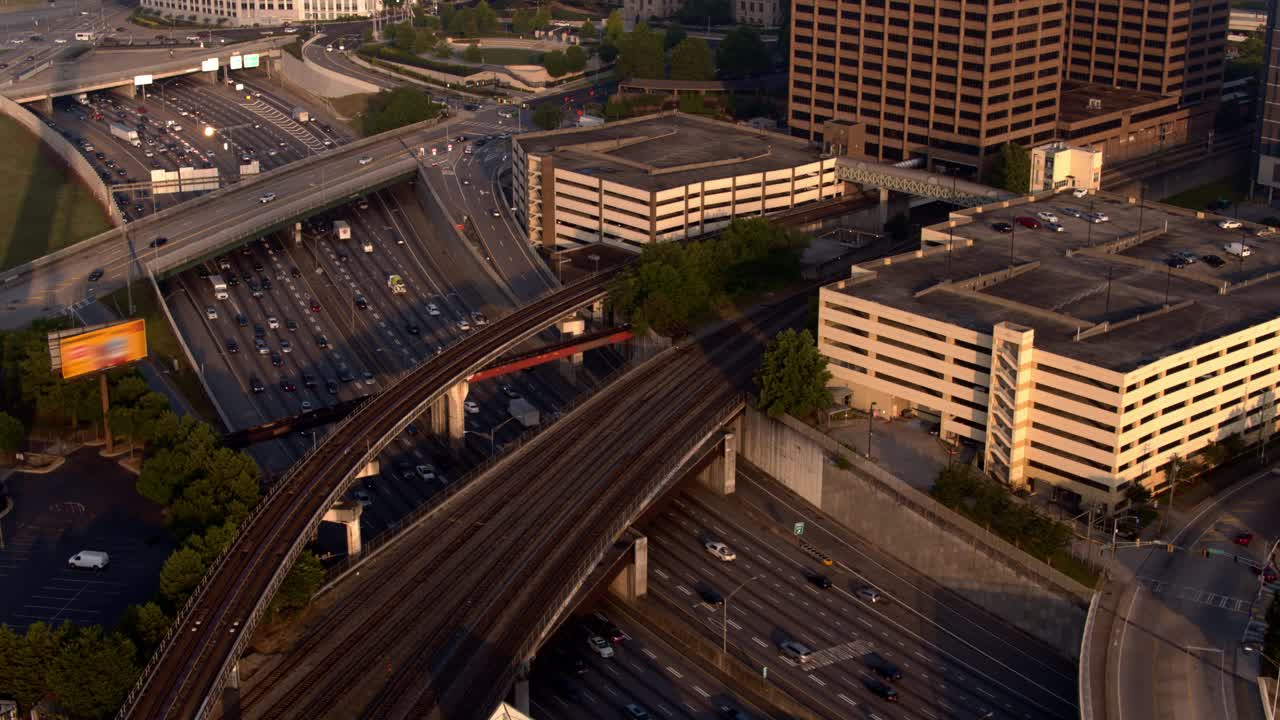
0;449;172;632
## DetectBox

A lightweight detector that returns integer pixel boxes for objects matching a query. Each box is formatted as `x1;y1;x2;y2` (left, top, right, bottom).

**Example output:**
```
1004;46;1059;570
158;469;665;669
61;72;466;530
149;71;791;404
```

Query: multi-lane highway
218;293;803;720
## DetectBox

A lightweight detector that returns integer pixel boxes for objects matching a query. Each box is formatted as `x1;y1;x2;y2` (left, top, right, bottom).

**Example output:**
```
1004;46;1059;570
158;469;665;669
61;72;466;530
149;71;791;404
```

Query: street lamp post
466;416;521;456
867;401;877;460
722;574;762;660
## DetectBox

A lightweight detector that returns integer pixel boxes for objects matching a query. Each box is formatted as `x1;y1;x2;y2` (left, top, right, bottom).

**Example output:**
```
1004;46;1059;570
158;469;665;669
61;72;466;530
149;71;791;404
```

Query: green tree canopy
604;9;625;42
598;40;618;63
717;25;770;77
362;86;443;135
669;37;715;80
565;44;587;73
512;8;535;34
532;7;552;30
473;0;499;33
533;102;564;130
464;41;483;62
412;27;437;54
0;622;68;710
46;626;138;720
754;329;832;419
158;547;206;609
543;49;567;76
391;22;416;51
0;410;24;455
664;21;687;50
616;23;665;79
983;143;1031;193
121;602;171;656
578;18;598;42
268;551;326;617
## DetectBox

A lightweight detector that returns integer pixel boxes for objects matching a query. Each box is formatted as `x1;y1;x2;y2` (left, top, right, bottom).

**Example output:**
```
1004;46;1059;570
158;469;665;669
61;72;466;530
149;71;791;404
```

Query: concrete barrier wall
0;94;122;227
280;47;381;98
738;406;1091;659
348;53;539;93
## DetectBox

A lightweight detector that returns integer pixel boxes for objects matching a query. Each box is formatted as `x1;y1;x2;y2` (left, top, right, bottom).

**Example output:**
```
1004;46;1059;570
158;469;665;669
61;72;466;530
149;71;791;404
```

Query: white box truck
210;273;228;300
1224;242;1253;258
333;220;351;240
109;121;140;146
362;237;373;253
291;107;310;123
508;398;540;428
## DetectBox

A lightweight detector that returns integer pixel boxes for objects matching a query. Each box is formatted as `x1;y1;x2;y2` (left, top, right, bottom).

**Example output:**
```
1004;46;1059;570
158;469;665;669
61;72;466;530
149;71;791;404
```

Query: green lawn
456;46;544;65
0;115;112;271
1162;176;1250;212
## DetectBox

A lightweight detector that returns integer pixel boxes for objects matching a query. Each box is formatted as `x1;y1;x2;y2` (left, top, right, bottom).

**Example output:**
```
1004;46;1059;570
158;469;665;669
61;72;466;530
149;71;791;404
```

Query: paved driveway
828;415;976;491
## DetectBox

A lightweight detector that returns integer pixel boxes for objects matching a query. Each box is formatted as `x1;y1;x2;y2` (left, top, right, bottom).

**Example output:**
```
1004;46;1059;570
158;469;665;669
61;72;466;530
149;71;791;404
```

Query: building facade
736;0;782;27
788;0;1227;172
1029;142;1102;191
512;112;843;250
140;0;371;26
1254;0;1280;201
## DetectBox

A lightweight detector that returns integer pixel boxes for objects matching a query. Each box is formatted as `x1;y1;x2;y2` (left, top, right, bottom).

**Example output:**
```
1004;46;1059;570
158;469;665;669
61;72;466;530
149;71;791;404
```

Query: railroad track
1102;131;1252;190
122;270;618;720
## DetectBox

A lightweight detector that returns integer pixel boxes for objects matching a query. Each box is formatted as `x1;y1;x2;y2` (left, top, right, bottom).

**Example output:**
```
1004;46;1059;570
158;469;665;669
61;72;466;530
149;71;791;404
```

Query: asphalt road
1114;466;1280;720
637;473;1080;720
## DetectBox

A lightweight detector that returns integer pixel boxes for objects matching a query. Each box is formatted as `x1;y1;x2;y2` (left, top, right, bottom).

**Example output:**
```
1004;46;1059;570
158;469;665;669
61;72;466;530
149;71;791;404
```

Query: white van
68;550;110;570
780;640;813;663
1224;242;1253;258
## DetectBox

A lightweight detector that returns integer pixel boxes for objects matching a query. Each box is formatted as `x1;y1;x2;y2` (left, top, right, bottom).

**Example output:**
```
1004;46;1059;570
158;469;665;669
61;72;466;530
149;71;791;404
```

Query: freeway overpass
0;116;471;331
2;37;293;104
117;271;618;720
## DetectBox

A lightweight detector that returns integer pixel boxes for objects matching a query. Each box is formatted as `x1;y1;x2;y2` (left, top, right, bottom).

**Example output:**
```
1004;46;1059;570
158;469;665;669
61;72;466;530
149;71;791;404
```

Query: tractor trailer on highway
210;274;228;300
508;398;540;428
333;220;351;240
109;122;140;147
291;107;310;123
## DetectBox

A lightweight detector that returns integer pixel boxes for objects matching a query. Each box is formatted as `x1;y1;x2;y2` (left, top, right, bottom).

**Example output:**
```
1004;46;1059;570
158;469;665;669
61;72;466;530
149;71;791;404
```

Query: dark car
280;379;297;392
406;323;420;335
338;368;355;383
286;319;298;332
590;615;625;644
260;276;272;291
270;352;283;367
87;268;104;282
236;313;248;327
927;422;941;436
867;680;899;702
253;323;265;338
992;221;1013;233
309;298;321;313
149;236;169;248
250;376;264;393
226;338;239;354
290;266;302;278
1015;216;1041;229
355;295;368;310
867;653;903;681
226;272;239;286
317;335;330;349
325;379;339;395
252;260;264;272
1202;254;1226;268
1168;256;1190;269
807;572;832;589
501;384;521;399
197;266;210;279
302;373;317;388
699;588;724;607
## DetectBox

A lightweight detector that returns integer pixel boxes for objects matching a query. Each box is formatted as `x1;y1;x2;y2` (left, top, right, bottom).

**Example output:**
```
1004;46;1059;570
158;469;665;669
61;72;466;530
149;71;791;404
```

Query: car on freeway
302;373;317;388
500;385;521;399
280;339;293;353
1072;187;1089;198
1236;533;1254;546
471;311;488;326
699;588;724;607
325;379;339;395
416;464;437;481
290;266;302;278
87;268;104;282
779;640;812;663
1202;255;1226;268
226;338;239;354
270;352;283;367
267;316;279;329
1045;221;1065;232
317;334;330;349
807;572;832;589
464;400;480;414
259;192;276;203
301;401;313;412
236;312;248;327
457;319;472;332
586;634;614;658
866;679;899;702
992;221;1013;233
250;376;264;393
406;323;421;335
1168;256;1190;269
309;298;322;313
280;379;297;392
1174;250;1198;264
623;705;650;720
705;541;736;562
1218;219;1243;230
338;368;355;383
149;236;169;248
352;489;372;506
1015;216;1041;229
856;586;884;603
427;303;441;316
355;295;368;310
1036;211;1059;224
867;652;903;680
205;306;218;320
1085;211;1109;223
358;156;373;165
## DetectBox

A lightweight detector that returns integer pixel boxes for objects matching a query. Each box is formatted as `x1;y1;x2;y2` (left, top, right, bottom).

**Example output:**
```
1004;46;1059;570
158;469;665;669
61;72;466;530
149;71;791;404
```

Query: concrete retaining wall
280;45;381;99
738;406;1091;659
0;94;121;226
349;53;539;92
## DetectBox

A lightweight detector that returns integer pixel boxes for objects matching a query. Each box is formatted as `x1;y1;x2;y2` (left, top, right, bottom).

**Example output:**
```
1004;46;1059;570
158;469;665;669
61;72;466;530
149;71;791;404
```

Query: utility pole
1159;456;1180;533
867;402;877;460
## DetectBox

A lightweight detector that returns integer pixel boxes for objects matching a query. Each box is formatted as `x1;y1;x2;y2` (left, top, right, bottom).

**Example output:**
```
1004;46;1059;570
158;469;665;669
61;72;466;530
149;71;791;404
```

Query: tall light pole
466;416;521;456
867;401;877;460
722;574;762;660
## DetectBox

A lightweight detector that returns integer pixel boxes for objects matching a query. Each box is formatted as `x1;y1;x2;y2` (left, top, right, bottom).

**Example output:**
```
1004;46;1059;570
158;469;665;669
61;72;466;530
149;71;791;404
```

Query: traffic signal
1167;544;1175;554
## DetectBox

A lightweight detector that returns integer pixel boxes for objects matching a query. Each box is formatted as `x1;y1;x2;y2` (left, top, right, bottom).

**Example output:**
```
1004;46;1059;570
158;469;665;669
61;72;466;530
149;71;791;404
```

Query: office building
511;112;843;250
140;0;372;26
819;190;1280;511
1029;142;1102;192
1254;1;1280;201
788;0;1227;172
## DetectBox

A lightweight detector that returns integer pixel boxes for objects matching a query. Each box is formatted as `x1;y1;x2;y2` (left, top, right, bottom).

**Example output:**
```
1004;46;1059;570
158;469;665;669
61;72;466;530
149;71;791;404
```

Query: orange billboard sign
58;319;147;379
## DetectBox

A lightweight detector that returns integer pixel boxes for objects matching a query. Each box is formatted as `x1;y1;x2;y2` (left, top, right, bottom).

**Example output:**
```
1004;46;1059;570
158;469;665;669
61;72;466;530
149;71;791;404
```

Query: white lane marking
666;666;683;679
752;636;768;648
809;674;827;687
692;685;710;698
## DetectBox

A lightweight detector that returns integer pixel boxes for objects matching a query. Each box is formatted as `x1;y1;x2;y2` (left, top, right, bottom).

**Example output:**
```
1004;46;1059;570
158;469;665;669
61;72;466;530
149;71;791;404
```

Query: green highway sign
794;522;805;536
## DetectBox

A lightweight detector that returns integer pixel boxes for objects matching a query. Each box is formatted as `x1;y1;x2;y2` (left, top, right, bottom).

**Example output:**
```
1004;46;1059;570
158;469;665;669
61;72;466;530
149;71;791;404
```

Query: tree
121;602;170;656
166;447;260;540
598;41;618;63
533;102;564;130
473;0;498;33
532;7;552;31
716;25;770;77
669;37;715;80
604;9;625;42
616;23;664;79
363;86;444;135
565;44;587;73
543;49;568;77
0;410;24;457
268;551;326;617
158;547;206;609
412;28;437;54
663;21;687;50
464;41;482;62
392;22;416;51
579;18;598;43
46;627;138;720
983;142;1031;193
754;329;832;419
512;8;535;34
0;622;68;710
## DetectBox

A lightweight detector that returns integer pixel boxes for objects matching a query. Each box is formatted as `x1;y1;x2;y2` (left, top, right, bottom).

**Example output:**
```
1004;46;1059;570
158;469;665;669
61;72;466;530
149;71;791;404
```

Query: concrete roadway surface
302;36;399;91
0;0;129;79
638;471;1079;720
530;608;765;720
1113;466;1280;720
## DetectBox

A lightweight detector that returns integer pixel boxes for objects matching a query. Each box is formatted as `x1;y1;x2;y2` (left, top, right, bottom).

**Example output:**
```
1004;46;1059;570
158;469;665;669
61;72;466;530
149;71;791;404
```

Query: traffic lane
732;465;1080;691
645;491;1075;717
453;148;552;300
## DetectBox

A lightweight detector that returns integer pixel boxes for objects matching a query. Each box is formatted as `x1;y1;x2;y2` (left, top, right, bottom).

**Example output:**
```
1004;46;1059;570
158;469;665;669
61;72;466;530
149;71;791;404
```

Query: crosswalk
1137;576;1251;613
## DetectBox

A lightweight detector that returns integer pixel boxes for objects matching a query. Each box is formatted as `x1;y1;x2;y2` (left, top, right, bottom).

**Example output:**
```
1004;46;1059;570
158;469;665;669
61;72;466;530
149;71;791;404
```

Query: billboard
243;53;260;68
229;54;243;70
201;57;219;72
134;74;153;86
56;319;147;380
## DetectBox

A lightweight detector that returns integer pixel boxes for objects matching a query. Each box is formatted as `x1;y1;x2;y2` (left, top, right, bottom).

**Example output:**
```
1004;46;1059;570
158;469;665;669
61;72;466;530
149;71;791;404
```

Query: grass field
456;46;544;65
1162;176;1250;212
0;115;112;271
330;92;375;121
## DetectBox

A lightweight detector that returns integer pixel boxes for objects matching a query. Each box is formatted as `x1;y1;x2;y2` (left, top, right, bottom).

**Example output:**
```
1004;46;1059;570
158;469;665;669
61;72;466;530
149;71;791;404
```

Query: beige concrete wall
280;47;381;99
0;94;121;227
738;406;1091;659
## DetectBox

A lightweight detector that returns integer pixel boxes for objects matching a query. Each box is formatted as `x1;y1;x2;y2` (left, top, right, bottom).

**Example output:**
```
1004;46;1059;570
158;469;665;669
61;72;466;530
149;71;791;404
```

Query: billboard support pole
100;373;114;455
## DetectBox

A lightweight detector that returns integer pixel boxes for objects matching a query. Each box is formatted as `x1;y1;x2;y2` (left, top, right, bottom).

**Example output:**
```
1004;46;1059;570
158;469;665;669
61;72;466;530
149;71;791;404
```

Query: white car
705;541;736;562
587;635;614;658
280;339;292;353
267;316;279;329
358;156;373;166
1072;187;1089;198
301;400;312;412
856;586;884;603
1218;219;1243;230
1088;211;1110;223
259;192;276;204
1035;211;1059;224
464;399;480;414
205;306;217;320
427;303;441;316
54;38;67;44
457;319;472;332
416;464;437;481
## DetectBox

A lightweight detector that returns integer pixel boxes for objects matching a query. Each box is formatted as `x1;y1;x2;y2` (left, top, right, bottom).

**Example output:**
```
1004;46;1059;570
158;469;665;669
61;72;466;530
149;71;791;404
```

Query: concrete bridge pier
322;501;364;559
109;84;136;100
194;69;218;86
877;186;890;229
32;96;52;115
431;381;469;447
697;422;739;495
588;299;606;328
219;662;242;719
511;662;531;715
609;533;648;602
557;316;585;380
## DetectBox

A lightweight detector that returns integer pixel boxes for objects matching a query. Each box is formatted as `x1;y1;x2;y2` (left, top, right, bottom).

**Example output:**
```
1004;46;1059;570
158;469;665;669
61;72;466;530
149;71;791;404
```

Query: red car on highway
1015;216;1042;229
1235;532;1254;546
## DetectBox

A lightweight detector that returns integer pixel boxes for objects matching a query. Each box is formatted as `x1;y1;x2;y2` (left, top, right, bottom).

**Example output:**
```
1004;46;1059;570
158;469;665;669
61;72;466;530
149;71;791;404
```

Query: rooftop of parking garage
829;191;1280;372
515;111;827;192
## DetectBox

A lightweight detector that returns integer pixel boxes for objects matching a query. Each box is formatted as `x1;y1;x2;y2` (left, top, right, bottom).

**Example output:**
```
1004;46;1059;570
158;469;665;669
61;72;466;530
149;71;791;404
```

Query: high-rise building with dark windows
788;0;1228;175
1254;1;1280;202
